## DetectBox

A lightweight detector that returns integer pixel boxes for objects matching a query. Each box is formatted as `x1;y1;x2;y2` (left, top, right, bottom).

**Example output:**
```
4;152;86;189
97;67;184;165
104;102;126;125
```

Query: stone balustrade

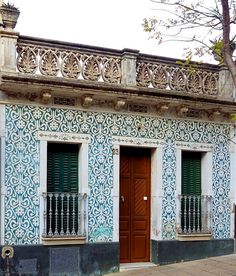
0;32;234;102
136;57;219;96
13;36;222;98
16;37;122;84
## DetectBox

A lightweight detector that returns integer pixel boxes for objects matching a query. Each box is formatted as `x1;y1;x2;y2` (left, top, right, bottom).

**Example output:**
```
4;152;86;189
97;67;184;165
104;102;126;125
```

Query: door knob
121;196;125;203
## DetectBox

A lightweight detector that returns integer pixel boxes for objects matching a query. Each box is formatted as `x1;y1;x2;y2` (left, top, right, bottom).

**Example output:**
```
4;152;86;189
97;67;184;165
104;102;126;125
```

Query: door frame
111;137;164;260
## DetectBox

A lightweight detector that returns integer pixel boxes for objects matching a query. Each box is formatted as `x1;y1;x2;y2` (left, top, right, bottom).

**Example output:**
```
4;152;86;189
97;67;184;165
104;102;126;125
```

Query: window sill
177;233;212;241
42;236;86;245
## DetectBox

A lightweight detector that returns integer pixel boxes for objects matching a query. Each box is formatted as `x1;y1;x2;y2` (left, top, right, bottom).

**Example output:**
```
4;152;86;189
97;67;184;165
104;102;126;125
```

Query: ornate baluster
60;193;65;235
197;196;201;232
207;196;212;233
48;193;53;236
66;193;70;235
83;193;87;236
202;196;206;232
71;194;76;235
183;195;187;233
77;194;82;235
192;195;196;233
188;196;192;233
42;193;47;236
179;195;183;233
54;193;59;236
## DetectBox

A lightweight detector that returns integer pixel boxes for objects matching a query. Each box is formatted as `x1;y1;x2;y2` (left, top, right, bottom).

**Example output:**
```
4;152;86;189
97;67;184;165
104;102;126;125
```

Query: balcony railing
178;195;212;234
136;58;219;95
14;36;222;98
42;192;87;238
16;38;122;84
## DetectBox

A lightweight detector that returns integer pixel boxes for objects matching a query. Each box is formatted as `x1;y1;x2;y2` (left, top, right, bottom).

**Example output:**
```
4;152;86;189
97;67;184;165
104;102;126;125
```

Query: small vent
53;97;76;106
128;104;148;113
186;108;202;118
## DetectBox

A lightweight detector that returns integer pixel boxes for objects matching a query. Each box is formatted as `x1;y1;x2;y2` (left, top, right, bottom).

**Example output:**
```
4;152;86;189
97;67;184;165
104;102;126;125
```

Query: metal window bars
178;195;212;234
42;192;87;237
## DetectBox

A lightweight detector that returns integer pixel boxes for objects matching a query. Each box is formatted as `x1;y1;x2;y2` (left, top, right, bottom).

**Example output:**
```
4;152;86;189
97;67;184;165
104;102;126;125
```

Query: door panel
133;235;147;259
119;147;151;263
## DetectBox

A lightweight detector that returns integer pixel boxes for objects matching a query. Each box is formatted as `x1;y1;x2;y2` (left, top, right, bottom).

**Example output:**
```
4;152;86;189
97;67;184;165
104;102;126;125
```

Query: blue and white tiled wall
3;104;231;244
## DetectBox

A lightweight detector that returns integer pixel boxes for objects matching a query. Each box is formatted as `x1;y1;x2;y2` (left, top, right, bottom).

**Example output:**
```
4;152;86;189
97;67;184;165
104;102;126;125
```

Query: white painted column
230;126;236;239
175;148;182;230
112;144;120;242
0;104;6;245
38;140;47;242
79;142;90;241
151;147;163;241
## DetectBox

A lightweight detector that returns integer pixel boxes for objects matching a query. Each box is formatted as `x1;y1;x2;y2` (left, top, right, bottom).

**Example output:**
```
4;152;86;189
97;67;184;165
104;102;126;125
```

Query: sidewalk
108;254;236;276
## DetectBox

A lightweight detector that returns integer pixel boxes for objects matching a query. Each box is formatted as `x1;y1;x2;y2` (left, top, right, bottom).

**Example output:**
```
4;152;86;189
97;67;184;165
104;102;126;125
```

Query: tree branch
221;0;236;87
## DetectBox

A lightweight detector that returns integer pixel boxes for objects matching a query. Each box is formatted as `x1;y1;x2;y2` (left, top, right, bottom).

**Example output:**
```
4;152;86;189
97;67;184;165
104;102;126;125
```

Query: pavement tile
107;254;236;276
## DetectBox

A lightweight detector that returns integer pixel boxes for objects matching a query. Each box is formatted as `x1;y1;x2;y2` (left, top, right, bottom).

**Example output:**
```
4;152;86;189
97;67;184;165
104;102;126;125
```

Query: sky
11;0;190;60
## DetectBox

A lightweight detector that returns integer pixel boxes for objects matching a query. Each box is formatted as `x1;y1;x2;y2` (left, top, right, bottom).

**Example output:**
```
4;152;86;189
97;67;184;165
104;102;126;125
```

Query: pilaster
218;65;235;101
0;30;19;72
0;2;20;73
121;48;139;86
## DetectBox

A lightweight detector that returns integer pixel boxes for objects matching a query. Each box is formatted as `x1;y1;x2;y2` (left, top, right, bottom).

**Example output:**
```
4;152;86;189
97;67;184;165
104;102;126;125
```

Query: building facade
0;5;235;275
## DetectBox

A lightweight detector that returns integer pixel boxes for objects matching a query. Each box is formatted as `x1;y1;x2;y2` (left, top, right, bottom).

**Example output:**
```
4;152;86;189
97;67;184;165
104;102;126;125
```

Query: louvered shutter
47;143;79;235
181;151;202;232
47;143;78;193
182;151;201;195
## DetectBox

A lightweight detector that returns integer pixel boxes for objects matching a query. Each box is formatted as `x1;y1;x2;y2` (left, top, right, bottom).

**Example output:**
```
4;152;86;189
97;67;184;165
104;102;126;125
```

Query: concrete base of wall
0;242;119;276
151;239;234;265
1;239;233;275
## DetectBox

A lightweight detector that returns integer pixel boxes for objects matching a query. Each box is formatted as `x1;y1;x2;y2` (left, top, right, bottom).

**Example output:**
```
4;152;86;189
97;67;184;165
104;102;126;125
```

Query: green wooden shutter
47;143;79;193
181;151;202;231
182;151;201;195
47;143;79;235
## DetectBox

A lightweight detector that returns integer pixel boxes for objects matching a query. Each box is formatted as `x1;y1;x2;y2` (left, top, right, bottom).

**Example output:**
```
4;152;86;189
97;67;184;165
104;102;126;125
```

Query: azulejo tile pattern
5;105;231;244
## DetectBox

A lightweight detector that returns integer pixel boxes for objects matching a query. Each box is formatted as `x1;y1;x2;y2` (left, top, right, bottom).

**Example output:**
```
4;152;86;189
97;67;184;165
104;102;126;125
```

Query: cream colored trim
0;104;5;245
176;141;213;152
42;236;86;245
37;131;91;143
151;147;163;241
112;136;164;148
112;144;120;242
39;140;47;240
230;126;236;238
177;233;212;241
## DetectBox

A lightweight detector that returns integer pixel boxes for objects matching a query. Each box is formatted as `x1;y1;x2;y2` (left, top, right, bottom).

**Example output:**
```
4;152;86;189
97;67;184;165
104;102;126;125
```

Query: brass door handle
120;195;125;203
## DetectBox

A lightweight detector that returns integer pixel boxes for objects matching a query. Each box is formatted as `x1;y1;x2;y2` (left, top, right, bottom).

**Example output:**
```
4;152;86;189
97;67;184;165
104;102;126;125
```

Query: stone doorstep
42;236;86;245
120;262;157;272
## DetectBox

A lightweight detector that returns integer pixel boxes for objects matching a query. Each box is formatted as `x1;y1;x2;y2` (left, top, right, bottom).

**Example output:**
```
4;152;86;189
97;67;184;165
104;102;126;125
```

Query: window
47;143;79;194
43;143;86;238
179;151;211;235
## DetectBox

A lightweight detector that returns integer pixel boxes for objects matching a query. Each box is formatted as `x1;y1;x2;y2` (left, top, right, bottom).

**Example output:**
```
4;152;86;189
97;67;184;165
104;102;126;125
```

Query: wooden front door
119;147;151;263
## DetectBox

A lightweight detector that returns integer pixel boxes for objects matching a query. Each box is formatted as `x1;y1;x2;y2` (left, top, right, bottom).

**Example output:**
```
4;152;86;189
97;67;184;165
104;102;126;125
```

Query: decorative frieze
37;131;91;143
112;136;164;147
176;141;213;151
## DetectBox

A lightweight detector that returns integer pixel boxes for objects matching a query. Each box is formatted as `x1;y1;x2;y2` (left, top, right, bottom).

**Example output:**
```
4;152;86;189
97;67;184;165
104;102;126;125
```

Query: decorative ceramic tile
4;105;231;244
